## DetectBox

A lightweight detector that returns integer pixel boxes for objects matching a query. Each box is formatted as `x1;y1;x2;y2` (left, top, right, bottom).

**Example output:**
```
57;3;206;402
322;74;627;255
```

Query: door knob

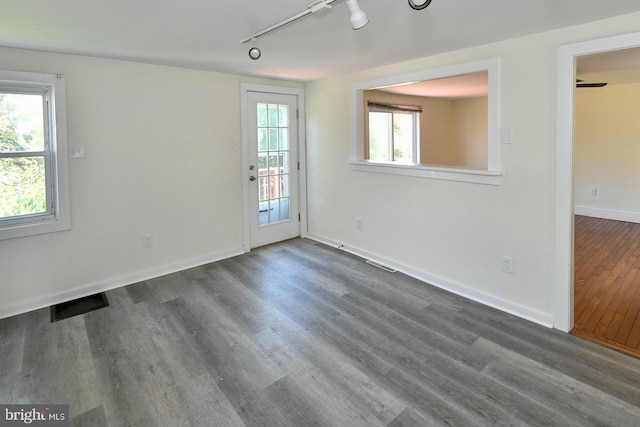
249;176;256;181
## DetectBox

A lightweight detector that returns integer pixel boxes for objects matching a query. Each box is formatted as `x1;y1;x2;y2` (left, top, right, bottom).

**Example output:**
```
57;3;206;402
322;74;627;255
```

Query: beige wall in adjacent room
450;97;488;169
574;82;640;221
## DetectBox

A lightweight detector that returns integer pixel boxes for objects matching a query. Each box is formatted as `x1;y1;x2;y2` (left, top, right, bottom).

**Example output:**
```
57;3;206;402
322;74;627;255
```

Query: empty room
2;1;640;426
572;47;640;357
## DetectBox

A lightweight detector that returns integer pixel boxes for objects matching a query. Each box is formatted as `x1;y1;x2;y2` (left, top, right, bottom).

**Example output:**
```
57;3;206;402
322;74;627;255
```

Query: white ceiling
2;1;640;82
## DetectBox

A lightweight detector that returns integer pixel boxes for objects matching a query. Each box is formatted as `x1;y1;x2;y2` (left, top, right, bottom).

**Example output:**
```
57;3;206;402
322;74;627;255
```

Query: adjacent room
2;1;640;425
572;47;640;357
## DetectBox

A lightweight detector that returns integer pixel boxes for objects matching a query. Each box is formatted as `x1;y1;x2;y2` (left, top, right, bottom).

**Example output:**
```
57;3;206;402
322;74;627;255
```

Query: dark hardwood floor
573;215;640;358
2;238;640;426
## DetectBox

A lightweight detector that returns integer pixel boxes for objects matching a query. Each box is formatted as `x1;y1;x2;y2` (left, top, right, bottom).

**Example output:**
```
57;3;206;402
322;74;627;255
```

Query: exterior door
247;91;299;248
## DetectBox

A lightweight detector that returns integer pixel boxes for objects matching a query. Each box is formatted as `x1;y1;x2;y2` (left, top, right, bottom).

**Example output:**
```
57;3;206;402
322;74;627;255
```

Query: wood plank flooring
2;238;640;426
573;215;640;358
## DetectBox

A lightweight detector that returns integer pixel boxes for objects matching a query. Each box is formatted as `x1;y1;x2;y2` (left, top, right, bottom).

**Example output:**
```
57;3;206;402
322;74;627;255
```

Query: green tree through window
368;110;417;163
0;93;47;218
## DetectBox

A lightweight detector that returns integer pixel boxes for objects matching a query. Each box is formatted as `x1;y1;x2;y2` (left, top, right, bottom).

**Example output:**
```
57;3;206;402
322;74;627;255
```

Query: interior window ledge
349;160;503;185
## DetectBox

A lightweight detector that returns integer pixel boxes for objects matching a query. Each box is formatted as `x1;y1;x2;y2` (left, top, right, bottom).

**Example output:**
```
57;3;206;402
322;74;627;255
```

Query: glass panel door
247;92;299;248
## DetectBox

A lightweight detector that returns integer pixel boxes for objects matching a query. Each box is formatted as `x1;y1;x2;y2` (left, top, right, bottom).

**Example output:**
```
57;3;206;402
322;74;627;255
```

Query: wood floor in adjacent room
573;215;640;358
2;239;640;426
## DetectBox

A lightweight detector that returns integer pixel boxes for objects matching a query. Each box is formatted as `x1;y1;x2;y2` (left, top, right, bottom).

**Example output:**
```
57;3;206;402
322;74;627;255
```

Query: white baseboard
0;247;244;320
305;232;553;328
574;206;640;224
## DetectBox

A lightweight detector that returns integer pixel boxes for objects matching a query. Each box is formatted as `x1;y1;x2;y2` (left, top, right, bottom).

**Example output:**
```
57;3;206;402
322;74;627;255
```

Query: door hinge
297;161;300;170
296;109;299;119
298;213;301;222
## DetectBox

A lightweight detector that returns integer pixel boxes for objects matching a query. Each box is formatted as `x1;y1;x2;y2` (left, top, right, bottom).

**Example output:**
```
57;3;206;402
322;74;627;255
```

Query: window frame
351;58;503;185
0;70;70;240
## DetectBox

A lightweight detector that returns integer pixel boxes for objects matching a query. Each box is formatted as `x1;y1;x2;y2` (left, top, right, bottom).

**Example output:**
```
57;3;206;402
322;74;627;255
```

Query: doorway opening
555;32;640;356
571;47;640;357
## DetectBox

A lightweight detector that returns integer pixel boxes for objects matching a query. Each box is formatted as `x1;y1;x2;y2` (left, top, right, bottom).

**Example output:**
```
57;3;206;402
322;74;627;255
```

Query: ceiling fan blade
576;82;607;88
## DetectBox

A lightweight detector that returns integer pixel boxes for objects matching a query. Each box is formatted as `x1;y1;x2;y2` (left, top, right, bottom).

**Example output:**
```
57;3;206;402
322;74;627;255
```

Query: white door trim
240;83;307;252
554;31;640;332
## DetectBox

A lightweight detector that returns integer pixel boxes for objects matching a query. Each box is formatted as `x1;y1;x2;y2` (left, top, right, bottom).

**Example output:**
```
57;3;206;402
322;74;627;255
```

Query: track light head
408;0;432;10
248;47;261;60
345;0;368;30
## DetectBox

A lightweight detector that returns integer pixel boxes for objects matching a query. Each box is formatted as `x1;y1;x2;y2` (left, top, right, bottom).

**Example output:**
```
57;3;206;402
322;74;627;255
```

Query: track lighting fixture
408;0;432;10
248;38;261;60
248;47;261;60
345;0;368;30
240;0;368;50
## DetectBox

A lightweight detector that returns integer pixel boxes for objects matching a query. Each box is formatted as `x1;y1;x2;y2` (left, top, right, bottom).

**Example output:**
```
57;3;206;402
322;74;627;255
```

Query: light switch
500;128;513;144
68;145;85;159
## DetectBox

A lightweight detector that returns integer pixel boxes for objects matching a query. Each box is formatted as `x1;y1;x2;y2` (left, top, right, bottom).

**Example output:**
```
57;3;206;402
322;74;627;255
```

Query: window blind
367;101;422;113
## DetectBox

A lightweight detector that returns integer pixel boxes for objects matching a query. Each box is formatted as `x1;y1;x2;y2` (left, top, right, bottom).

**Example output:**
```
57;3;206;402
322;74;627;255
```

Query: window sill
0;216;70;241
349;160;503;185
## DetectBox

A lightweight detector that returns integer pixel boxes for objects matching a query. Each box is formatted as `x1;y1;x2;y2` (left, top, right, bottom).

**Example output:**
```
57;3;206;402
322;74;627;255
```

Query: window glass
368;110;418;163
369;112;392;161
391;112;414;164
0;156;47;217
0;93;45;152
256;102;292;225
0;92;49;219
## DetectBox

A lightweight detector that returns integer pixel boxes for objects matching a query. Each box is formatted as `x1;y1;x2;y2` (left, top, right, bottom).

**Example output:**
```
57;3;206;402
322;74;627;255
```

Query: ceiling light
408;0;432;10
248;38;261;60
248;47;261;60
345;0;369;30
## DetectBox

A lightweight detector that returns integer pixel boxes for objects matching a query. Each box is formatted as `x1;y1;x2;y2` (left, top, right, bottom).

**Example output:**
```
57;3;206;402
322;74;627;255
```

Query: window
367;102;420;164
0;70;70;240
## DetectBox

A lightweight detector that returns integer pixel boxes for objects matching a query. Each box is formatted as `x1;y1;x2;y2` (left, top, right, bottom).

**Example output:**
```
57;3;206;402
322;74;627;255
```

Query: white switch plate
142;234;153;248
68;145;85;158
500;128;513;144
502;256;515;274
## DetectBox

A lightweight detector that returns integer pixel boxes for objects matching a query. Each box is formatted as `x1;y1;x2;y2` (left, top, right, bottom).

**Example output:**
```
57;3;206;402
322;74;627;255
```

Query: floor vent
50;292;109;322
365;259;397;273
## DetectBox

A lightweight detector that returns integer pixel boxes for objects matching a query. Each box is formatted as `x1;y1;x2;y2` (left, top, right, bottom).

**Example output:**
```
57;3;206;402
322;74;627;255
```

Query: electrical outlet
356;217;363;231
502;256;514;274
142;234;154;248
588;187;597;197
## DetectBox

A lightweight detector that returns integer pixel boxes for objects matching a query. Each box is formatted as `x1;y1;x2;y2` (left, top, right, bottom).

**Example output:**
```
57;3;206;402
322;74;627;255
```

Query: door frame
240;83;307;251
554;31;640;332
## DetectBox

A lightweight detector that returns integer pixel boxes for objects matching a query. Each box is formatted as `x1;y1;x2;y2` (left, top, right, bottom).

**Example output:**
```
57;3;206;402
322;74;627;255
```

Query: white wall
305;12;640;326
0;46;301;317
575;82;640;223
